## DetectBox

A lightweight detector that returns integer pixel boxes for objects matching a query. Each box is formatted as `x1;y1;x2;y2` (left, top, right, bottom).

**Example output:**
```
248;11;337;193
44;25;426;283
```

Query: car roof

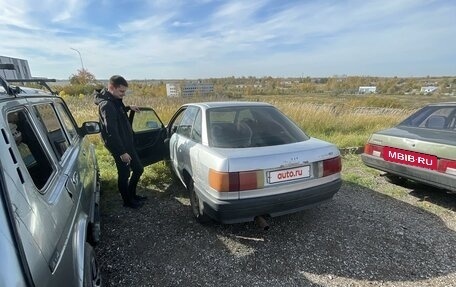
17;87;53;95
1;75;57;98
425;102;456;107
0;87;55;101
183;101;273;109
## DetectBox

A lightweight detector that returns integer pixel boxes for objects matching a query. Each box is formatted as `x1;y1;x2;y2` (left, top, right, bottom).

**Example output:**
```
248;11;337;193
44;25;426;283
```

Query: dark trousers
113;149;144;203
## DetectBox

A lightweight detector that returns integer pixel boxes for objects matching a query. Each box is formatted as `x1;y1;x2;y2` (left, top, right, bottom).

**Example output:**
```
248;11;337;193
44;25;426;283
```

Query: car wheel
385;173;407;185
187;179;211;223
83;243;102;287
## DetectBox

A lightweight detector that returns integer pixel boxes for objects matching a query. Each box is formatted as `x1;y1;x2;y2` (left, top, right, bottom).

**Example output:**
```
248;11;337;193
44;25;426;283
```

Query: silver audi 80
129;101;342;224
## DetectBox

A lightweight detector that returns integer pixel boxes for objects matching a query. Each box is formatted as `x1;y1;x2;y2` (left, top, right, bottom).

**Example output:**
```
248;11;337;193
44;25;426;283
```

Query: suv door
0;164;32;287
5;105;75;285
128;107;168;166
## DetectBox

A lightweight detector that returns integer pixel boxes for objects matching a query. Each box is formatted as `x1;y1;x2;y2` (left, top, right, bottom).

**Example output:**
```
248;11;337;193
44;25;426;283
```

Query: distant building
0;56;32;79
420;86;438;94
358;86;377;94
235;84;263;89
166;81;214;97
166;83;179;97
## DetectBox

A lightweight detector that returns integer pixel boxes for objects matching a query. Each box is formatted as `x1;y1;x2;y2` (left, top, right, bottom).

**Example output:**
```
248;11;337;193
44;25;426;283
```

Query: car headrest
425;115;446;129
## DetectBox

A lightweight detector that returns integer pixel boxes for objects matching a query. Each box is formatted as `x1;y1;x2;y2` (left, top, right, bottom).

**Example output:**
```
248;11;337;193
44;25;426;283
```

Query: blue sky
1;0;455;80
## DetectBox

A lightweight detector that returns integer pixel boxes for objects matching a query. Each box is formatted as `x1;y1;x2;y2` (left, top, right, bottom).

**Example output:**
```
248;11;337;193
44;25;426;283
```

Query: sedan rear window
400;105;456;130
207;106;309;148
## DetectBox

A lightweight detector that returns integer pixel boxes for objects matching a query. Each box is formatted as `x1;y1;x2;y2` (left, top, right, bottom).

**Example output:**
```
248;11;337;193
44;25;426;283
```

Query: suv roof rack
5;78;57;95
0;63;57;96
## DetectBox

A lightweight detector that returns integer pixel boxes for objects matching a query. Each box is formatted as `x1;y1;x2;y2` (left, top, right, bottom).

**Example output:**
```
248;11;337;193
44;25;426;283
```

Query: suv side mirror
80;121;101;136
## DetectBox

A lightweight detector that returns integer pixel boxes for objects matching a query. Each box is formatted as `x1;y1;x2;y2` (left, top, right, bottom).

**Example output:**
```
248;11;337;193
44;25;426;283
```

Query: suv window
33;104;70;159
55;102;78;142
7;109;54;189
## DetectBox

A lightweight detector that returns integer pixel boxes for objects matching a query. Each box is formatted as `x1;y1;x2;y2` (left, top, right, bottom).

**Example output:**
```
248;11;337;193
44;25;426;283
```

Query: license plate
383;146;438;170
267;166;310;184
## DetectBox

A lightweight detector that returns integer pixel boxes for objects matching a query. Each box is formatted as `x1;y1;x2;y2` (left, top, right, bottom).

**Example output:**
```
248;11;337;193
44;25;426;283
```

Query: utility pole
70;47;85;70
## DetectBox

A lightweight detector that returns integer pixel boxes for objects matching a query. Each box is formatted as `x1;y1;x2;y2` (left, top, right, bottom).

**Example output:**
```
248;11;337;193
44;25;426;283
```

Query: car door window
7;109;54;190
169;108;185;135
177;106;199;139
129;107;168;166
191;109;202;143
33;104;70;160
55;102;78;142
131;108;163;132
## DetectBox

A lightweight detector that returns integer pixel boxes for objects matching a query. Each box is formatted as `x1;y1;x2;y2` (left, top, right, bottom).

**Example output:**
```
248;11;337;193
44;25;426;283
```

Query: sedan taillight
209;169;263;192
438;158;456;175
364;143;384;157
322;156;342;177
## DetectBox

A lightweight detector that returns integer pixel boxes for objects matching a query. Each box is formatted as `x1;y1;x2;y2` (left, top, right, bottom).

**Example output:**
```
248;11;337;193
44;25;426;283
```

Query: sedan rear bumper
361;153;456;192
198;179;342;224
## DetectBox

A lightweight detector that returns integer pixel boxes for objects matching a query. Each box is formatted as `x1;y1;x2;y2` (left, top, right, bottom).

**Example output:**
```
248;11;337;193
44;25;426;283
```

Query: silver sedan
131;101;342;224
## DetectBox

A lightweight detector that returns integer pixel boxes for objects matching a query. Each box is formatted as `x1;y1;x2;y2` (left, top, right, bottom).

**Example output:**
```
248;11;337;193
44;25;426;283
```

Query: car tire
187;179;211;223
83;242;102;287
385;173;407;185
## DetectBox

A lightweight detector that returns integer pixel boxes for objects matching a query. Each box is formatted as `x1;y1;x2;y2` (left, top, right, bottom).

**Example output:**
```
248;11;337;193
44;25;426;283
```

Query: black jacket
94;88;135;157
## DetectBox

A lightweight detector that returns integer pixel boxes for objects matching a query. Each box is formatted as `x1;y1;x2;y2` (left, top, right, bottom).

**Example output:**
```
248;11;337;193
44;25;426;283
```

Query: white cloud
1;0;454;79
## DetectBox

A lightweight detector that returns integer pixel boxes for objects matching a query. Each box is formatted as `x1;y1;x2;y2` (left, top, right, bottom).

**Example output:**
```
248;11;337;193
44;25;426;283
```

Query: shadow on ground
395;180;456;212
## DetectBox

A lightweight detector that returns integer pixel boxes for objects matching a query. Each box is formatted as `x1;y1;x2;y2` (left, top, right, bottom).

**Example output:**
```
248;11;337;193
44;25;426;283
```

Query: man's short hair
109;75;128;88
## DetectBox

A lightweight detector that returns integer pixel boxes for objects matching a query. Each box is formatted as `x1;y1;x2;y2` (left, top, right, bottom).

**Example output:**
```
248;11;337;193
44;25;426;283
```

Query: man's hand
129;105;140;112
120;153;132;165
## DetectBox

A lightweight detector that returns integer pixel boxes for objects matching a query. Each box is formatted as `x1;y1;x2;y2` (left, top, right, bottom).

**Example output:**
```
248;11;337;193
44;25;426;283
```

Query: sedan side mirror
146;121;159;129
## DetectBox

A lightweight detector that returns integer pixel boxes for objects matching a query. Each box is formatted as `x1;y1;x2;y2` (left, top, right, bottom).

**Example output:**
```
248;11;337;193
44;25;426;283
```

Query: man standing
94;75;147;209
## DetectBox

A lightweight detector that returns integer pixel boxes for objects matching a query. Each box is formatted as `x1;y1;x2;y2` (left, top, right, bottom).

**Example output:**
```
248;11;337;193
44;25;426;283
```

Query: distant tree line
55;69;456;98
207;75;456;97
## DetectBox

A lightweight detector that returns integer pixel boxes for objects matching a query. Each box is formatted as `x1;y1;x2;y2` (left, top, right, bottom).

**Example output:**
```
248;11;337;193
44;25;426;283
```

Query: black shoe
123;199;143;209
134;195;148;201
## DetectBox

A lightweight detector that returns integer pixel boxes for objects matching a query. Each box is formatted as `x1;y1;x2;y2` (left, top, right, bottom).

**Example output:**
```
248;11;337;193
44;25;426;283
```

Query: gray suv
0;64;102;286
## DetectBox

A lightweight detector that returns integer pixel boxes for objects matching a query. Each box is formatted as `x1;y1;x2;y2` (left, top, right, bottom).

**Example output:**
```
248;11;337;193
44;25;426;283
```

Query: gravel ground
96;176;456;287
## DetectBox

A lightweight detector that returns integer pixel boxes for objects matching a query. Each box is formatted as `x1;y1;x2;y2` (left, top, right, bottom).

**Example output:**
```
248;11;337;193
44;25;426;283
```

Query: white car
130;101;342;224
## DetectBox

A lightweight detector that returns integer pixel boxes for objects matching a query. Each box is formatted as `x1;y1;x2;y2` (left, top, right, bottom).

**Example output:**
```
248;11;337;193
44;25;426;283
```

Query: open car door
128;107;168;166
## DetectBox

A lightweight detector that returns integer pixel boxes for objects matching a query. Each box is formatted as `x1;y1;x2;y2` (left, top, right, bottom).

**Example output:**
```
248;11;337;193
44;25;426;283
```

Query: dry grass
63;91;454;202
65;92;420;148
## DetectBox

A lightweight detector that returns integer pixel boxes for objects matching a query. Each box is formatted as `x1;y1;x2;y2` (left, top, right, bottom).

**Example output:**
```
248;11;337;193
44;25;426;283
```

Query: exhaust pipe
254;216;270;231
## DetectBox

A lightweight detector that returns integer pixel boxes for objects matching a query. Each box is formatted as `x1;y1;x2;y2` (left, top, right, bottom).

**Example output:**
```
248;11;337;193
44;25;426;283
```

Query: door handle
66;187;73;199
72;172;79;185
